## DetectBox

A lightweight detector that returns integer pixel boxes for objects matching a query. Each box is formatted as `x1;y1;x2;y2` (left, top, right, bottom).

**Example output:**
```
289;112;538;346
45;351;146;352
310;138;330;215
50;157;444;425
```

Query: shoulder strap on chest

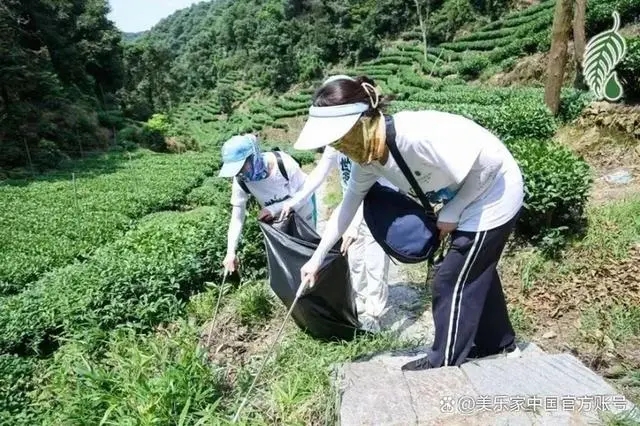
236;177;251;196
384;115;437;220
272;150;289;181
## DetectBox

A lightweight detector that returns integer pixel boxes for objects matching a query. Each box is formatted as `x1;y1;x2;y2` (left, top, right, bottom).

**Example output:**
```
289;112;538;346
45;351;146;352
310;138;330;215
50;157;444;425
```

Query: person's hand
278;202;294;221
340;235;356;254
223;253;238;273
437;221;457;239
258;208;274;223
299;257;322;295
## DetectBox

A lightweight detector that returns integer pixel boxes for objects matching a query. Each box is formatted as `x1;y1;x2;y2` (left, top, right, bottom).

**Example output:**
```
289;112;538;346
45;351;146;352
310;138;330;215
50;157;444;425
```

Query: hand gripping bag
258;212;365;341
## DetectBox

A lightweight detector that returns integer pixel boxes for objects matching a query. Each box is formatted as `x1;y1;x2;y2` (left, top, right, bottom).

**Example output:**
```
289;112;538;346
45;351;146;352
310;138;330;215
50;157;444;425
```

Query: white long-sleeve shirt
308;110;525;267
287;145;396;238
226;151;315;256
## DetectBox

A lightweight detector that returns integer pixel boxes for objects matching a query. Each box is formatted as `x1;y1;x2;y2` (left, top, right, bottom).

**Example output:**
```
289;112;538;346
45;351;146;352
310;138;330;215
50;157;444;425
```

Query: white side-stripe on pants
347;222;390;319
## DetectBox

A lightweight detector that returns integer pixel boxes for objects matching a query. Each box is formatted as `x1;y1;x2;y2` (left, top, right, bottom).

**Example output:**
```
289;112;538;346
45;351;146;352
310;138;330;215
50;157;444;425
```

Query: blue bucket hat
218;134;257;178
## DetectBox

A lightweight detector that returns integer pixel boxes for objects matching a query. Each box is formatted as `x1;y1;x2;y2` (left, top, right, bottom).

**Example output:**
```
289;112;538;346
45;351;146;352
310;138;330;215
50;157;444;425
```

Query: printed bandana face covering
332;112;387;165
238;138;268;182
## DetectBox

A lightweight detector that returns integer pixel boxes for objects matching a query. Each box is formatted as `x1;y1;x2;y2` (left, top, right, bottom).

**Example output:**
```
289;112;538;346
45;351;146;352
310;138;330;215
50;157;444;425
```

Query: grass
499;196;640;407
224;328;411;425
27;276;410;425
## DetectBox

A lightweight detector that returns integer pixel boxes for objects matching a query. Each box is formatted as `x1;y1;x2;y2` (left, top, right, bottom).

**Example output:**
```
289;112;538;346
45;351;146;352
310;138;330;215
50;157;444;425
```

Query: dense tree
0;0;123;170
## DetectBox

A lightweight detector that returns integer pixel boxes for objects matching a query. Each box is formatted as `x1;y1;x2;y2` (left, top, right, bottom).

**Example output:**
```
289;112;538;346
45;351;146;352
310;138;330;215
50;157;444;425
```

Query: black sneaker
401;355;436;371
466;341;520;360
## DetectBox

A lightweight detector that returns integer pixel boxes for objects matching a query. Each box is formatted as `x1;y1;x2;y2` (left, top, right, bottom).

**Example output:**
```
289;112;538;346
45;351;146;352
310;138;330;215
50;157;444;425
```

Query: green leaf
583;12;628;100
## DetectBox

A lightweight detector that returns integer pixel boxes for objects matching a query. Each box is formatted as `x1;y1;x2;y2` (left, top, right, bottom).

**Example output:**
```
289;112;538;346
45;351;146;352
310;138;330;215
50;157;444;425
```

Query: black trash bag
259;212;365;341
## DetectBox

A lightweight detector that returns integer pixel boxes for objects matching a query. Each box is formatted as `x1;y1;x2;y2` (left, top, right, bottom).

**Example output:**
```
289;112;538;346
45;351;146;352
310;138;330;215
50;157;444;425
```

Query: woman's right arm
287;147;337;210
225;178;249;259
301;163;378;286
226;205;246;257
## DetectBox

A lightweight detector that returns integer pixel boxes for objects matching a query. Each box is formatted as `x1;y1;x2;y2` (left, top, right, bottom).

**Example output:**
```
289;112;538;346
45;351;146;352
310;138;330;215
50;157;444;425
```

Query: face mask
332;113;387;165
239;154;268;181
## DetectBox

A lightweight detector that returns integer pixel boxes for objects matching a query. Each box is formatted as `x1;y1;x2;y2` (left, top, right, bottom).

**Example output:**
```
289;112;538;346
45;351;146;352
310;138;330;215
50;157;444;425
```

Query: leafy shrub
116;124;165;151
31;139;65;170
389;98;557;141
0;355;41;424
139;126;166;152
558;90;594;123
427;0;478;43
0;206;250;357
456;54;491;79
145;113;171;135
617;37;640;103
217;84;236;115
587;0;640;35
0;151;214;294
507;138;593;254
97;110;126;129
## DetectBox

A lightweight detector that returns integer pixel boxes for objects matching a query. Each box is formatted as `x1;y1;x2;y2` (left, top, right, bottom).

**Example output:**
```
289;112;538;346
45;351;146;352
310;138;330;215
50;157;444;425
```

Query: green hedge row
0;205;268;357
284;93;312;104
406;85;539;105
275;99;309;111
441;15;551;53
0;151;215;295
388;99;557;141
366;55;417;66
355;65;398;75
248;100;271;115
481;0;554;32
272;108;307;119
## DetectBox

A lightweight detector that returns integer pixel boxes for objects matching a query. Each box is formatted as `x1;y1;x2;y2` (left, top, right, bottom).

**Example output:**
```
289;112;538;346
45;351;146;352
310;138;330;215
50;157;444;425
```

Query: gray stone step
334;345;639;426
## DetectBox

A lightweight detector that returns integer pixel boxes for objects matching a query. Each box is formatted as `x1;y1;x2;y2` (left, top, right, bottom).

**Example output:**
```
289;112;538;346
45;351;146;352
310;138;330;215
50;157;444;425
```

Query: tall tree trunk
544;0;574;115
414;0;428;64
572;0;588;90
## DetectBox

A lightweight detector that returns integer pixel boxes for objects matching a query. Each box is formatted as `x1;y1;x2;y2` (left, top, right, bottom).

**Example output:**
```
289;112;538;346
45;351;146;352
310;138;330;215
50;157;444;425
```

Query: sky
107;0;203;33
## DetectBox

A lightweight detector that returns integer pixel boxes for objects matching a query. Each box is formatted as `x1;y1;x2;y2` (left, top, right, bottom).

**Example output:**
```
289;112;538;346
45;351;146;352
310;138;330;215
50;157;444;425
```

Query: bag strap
273;150;289;181
237;151;289;196
237;177;251;195
384;115;437;221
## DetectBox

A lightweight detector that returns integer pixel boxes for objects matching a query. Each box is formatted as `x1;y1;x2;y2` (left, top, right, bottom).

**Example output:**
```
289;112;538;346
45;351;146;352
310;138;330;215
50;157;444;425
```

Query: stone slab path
334;342;640;425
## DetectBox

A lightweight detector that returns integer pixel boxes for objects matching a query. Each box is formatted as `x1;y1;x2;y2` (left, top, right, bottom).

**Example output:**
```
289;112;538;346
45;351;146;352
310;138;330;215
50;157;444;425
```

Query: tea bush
508;138;593;253
389;99;557;141
617;37;640;103
0;207;250;356
0;355;41;424
0;151;215;295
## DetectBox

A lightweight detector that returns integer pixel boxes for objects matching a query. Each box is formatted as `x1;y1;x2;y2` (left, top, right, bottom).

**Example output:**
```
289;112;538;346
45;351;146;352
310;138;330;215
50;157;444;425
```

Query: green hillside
1;0;640;424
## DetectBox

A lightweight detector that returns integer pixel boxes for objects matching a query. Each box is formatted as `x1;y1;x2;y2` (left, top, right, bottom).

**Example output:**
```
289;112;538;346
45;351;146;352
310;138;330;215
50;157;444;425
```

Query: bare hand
437;221;457;239
258;208;273;222
340;235;356;254
299;258;321;293
223;253;238;273
279;203;293;221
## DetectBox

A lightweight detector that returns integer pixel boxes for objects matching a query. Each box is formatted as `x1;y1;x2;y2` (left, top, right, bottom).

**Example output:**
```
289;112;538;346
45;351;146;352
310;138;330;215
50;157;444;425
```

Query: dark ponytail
311;74;394;117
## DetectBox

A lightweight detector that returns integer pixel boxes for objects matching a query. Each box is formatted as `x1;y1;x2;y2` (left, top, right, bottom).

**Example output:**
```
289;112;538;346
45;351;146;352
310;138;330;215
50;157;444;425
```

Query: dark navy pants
427;214;518;367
